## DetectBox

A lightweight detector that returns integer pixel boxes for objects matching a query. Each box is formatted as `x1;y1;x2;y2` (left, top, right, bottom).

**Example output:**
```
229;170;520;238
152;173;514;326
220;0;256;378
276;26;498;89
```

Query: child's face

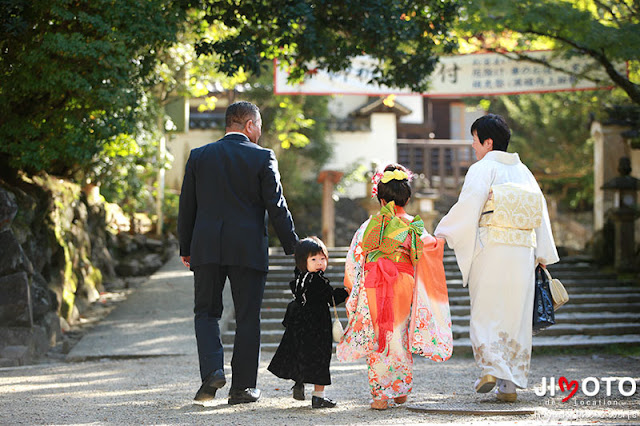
306;252;328;273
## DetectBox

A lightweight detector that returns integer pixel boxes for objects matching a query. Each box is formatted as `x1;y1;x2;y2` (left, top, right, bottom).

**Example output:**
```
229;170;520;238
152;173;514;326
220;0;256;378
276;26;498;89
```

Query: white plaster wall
397;95;424;124
324;112;398;199
327;95;368;118
165;129;224;191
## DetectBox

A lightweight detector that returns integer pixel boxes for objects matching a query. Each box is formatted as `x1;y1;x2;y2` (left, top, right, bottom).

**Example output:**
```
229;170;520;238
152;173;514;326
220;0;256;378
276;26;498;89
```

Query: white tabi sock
499;380;516;393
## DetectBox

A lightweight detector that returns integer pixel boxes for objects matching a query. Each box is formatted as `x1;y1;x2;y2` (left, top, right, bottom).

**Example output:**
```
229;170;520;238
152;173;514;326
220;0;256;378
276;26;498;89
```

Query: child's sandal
370;399;388;410
393;396;407;404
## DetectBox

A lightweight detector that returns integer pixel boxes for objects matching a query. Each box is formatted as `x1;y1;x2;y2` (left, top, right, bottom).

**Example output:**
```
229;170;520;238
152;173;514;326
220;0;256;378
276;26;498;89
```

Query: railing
397;138;476;194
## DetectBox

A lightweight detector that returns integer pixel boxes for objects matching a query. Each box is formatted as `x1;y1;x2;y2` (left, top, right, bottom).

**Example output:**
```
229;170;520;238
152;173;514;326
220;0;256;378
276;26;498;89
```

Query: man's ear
485;138;494;150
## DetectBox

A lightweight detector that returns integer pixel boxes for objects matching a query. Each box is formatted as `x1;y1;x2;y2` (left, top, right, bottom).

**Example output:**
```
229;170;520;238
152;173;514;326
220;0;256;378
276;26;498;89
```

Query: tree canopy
2;0;638;191
0;0;193;175
460;0;640;105
195;0;460;92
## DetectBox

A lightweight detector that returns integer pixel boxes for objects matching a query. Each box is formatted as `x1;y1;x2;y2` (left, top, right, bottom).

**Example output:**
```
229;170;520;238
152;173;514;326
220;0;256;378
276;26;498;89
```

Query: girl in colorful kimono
435;114;558;402
268;237;349;409
337;164;453;410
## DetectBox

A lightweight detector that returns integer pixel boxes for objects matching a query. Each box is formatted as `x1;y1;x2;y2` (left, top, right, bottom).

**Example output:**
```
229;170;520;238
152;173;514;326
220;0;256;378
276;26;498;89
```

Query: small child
268;236;349;408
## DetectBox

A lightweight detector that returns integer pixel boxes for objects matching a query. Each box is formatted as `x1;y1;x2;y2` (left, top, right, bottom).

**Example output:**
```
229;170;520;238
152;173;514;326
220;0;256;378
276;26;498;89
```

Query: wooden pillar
317;170;343;247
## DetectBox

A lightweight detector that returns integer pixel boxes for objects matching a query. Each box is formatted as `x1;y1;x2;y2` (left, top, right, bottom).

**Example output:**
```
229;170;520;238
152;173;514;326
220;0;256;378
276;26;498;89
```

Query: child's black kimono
268;269;349;385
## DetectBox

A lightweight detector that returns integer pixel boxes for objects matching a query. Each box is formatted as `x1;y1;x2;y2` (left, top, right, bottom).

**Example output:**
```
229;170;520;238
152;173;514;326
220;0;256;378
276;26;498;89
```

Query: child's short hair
294;236;329;272
376;163;412;207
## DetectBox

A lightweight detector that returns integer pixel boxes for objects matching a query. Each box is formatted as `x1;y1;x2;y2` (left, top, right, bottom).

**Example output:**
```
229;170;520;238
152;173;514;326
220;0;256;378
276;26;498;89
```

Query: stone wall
0;173;176;366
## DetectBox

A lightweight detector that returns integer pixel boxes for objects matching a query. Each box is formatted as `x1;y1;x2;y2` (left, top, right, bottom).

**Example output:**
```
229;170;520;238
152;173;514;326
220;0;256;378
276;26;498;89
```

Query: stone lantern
601;157;639;272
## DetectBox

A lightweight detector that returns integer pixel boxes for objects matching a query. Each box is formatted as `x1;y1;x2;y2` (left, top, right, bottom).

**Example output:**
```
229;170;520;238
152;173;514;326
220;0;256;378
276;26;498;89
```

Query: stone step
267;270;637;286
440;293;640;306
264;273;631;288
259;294;640;310
232;311;640;331
448;302;640;316
256;247;639;352
232;315;640;344
260;302;640;316
450;311;640;325
268;256;601;268
450;322;640;339
263;285;640;299
224;334;640;353
237;322;640;342
270;248;596;262
438;272;625;282
442;278;638;288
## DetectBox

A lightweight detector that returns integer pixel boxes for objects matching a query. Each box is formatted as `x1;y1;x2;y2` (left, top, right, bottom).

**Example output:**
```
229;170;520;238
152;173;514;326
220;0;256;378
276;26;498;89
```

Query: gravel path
1;351;639;425
1;255;638;425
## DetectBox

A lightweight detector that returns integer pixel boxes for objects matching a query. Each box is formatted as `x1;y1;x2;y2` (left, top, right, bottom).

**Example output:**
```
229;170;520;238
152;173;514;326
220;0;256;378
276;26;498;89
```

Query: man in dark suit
178;101;298;405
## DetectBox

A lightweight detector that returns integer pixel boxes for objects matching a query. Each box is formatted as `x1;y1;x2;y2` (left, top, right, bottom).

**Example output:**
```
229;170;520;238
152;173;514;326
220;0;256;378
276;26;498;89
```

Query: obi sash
479;183;543;248
364;258;414;353
362;201;424;266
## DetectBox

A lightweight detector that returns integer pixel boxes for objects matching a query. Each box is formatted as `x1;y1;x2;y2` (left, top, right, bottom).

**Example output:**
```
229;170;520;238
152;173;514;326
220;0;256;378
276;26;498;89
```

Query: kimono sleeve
434;162;493;286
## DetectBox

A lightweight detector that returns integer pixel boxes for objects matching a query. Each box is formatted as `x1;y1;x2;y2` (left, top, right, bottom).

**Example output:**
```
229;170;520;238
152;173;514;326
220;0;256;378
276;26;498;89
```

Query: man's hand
181;256;191;269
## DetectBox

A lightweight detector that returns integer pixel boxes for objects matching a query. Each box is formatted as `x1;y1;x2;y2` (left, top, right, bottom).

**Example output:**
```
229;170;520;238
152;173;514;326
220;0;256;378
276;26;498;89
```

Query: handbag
331;295;344;343
532;265;555;334
543;268;569;311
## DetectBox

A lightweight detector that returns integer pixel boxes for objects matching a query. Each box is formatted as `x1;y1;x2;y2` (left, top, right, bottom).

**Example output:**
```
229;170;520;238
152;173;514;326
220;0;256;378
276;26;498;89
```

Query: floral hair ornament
370;168;411;197
380;169;409;183
370;171;384;197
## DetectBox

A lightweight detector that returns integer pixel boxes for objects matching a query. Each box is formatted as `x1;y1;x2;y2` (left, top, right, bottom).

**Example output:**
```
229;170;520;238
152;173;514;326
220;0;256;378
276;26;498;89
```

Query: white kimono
435;150;559;388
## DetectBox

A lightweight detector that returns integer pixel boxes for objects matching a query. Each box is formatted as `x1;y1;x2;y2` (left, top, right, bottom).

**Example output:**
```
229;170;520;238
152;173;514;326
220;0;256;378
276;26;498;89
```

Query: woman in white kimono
435;114;559;402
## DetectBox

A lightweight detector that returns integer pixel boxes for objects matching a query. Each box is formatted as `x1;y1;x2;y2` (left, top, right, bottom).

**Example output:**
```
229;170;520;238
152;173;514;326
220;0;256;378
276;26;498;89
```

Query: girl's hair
376;163;412;207
294;236;329;272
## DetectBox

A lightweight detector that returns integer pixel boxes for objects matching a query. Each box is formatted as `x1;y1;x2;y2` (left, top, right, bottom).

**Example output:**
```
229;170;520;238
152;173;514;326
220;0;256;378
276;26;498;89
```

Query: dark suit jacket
178;133;298;272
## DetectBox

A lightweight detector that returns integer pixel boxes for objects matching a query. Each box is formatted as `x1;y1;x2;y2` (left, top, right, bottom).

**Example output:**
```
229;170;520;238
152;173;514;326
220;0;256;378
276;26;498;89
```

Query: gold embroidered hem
472;331;531;384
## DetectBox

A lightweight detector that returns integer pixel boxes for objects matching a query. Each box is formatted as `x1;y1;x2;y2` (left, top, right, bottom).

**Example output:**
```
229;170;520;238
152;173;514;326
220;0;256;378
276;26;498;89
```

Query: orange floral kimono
336;202;453;400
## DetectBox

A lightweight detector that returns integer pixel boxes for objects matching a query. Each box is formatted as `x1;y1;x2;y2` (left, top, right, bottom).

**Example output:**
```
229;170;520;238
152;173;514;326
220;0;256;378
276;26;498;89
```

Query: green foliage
90;95;165;219
0;0;192;175
469;90;618;210
243;68;333;238
162;190;181;236
461;0;640;105
196;0;460;92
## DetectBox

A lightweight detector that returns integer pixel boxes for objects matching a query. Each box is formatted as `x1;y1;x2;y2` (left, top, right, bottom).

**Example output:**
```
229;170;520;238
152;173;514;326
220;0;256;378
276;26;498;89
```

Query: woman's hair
470;113;511;152
294;236;329;272
376;163;412;207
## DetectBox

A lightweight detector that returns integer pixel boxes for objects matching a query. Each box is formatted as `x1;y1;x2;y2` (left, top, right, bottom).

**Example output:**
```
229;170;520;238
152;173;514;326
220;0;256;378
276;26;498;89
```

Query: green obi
362;201;425;265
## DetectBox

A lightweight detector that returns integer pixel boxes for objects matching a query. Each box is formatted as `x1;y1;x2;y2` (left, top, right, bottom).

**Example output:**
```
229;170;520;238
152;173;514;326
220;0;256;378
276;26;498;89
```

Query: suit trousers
193;263;266;390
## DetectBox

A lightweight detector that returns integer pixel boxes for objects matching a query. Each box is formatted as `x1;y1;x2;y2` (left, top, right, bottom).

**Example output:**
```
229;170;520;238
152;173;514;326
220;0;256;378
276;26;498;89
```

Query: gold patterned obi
478;183;543;248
